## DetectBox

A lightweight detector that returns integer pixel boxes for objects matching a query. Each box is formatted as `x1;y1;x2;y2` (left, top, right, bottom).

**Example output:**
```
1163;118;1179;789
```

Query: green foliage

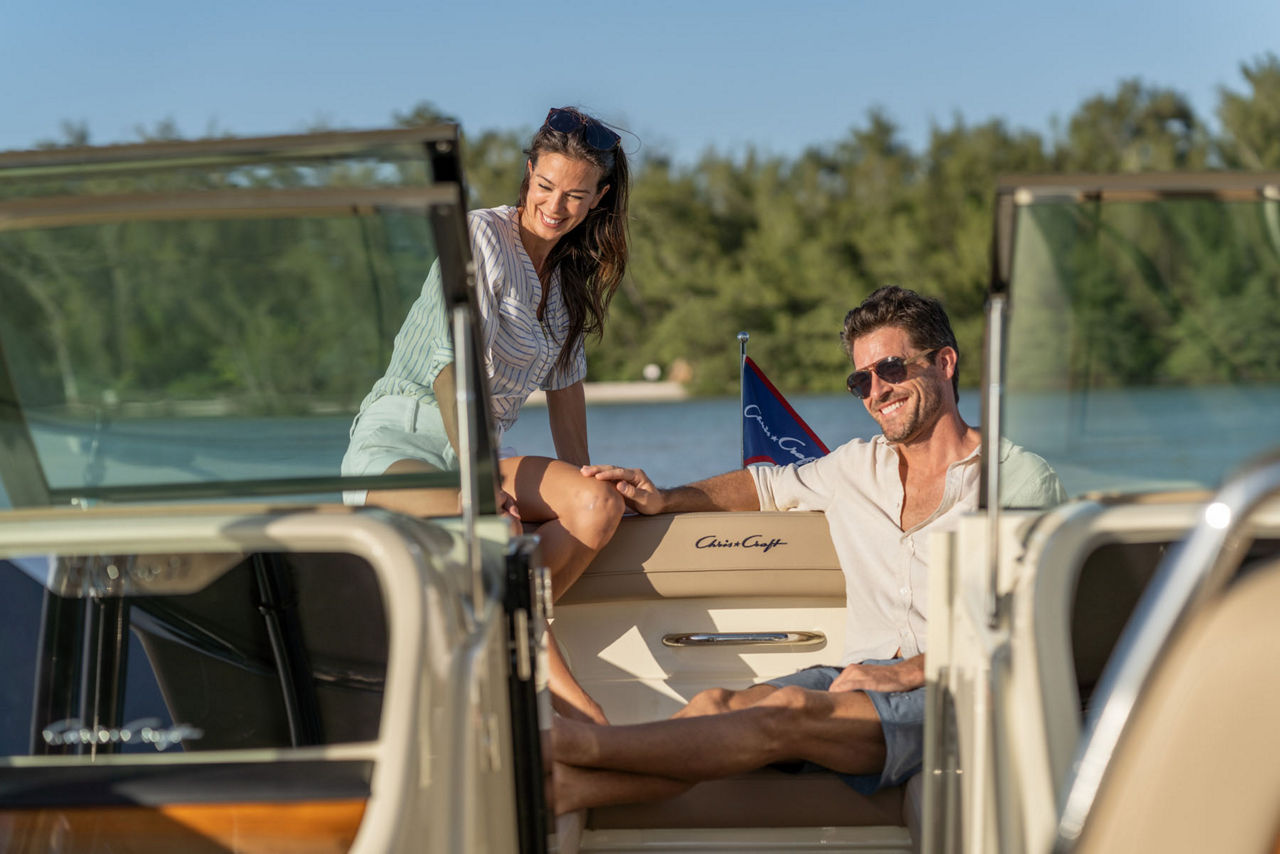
14;58;1280;399
1217;54;1280;169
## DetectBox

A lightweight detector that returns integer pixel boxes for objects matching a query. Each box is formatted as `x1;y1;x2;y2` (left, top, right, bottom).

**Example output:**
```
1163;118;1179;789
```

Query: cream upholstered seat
1075;558;1280;854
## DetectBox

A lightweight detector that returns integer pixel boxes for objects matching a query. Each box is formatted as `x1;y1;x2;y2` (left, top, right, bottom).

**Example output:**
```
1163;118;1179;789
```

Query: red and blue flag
742;356;829;467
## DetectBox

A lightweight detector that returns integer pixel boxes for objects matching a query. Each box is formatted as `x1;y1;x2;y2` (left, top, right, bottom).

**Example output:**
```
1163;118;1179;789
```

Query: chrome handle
661;631;825;648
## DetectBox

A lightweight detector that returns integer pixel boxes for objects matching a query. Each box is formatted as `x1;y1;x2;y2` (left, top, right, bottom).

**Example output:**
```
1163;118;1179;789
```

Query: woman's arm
431;363;460;460
546;380;589;466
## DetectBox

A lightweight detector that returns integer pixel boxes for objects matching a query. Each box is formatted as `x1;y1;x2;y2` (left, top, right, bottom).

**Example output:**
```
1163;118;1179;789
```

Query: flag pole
738;331;749;468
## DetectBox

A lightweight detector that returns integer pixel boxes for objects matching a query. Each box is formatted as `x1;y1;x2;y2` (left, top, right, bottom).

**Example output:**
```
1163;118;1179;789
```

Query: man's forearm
660;469;760;513
897;654;925;690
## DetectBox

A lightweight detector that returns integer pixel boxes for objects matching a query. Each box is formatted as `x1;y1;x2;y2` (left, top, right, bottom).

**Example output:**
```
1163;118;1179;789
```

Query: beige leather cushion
587;770;905;829
1078;558;1280;854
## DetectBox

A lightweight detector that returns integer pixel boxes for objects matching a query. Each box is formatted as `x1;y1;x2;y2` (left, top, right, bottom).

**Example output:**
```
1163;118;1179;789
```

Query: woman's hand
581;464;664;515
498;488;521;522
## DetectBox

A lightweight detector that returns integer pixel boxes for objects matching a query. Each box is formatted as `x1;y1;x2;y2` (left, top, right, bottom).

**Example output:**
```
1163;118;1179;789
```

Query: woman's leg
500;455;625;723
365;458;461;517
499;456;625;600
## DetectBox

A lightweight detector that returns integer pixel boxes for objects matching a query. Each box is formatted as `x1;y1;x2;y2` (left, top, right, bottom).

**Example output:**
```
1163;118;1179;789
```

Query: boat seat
1069;541;1167;708
587;769;908;830
1075;556;1280;854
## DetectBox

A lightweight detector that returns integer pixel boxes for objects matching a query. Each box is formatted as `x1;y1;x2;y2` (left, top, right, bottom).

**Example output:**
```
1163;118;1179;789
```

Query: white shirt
750;435;1064;665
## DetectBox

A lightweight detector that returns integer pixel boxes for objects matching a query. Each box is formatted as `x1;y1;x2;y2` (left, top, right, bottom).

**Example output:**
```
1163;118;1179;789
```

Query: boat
0;126;1277;853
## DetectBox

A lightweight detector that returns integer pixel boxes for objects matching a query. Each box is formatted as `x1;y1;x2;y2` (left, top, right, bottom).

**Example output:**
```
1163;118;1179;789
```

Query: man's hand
828;655;924;694
581;464;665;515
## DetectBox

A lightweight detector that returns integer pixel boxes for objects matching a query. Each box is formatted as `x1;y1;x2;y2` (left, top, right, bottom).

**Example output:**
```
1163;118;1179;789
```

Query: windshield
999;182;1280;498
0;130;466;505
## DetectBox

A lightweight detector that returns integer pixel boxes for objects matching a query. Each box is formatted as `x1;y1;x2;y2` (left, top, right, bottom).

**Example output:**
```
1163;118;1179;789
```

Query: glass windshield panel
0;552;387;758
1003;195;1280;497
0;202;455;502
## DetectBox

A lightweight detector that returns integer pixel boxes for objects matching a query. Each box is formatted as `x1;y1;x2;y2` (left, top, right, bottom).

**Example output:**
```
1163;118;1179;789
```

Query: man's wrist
654;487;672;514
899;656;925;688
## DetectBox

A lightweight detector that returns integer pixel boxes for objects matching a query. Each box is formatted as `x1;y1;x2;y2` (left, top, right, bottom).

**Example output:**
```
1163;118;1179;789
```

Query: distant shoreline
523;381;688;406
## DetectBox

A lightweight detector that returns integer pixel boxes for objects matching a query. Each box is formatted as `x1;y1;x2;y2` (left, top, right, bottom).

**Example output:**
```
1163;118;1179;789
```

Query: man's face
850;326;951;445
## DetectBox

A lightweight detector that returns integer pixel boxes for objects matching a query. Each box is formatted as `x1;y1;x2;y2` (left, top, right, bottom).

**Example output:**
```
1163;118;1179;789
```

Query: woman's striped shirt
358;205;585;435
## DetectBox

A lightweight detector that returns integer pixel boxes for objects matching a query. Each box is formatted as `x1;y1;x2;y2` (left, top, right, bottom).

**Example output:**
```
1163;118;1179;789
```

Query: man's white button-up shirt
751;435;1063;665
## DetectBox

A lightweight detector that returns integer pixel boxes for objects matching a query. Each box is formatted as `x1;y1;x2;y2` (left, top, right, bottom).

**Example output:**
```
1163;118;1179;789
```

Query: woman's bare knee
561;477;625;551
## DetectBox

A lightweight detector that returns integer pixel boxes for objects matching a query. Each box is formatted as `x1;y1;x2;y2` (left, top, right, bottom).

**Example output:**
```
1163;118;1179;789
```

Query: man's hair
841;286;960;402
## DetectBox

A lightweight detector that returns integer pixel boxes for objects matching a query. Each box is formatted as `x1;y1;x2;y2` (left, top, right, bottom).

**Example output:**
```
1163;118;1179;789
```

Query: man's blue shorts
764;659;924;795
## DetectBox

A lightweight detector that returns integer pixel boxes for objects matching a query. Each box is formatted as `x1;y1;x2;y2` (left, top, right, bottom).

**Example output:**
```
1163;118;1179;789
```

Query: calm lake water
507;392;974;488
513;385;1280;496
4;386;1277;508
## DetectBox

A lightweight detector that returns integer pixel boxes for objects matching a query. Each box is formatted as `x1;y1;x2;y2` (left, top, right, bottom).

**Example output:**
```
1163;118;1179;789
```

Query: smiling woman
341;105;633;724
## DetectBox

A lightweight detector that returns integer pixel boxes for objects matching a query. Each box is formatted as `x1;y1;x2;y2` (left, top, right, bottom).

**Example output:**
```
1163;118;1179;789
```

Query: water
1;387;1275;509
507;393;981;488
508;386;1280;497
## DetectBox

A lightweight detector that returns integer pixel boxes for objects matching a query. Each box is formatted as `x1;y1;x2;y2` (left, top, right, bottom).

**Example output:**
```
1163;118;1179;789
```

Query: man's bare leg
672;683;778;718
553;761;691;815
554;685;887;784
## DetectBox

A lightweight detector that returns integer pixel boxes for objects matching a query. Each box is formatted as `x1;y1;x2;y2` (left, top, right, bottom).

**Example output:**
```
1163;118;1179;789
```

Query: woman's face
520;152;608;246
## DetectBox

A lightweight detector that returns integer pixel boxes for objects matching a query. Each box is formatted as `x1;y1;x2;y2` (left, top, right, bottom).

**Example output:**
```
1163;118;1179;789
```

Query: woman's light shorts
341;395;459;505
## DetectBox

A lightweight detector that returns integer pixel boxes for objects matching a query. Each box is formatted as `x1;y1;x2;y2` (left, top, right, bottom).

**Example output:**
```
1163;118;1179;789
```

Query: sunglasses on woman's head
846;349;940;399
544;108;621;152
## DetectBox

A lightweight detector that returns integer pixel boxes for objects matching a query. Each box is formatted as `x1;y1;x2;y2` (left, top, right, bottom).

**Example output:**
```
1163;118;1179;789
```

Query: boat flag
740;350;830;468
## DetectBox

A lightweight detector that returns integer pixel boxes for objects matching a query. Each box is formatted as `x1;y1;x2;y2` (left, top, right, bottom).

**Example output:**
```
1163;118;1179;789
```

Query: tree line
7;54;1280;407
441;55;1280;394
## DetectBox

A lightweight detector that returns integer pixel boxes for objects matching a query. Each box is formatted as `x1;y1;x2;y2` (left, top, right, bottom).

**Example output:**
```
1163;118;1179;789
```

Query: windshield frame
0;127;497;511
979;171;1280;627
982;171;1280;510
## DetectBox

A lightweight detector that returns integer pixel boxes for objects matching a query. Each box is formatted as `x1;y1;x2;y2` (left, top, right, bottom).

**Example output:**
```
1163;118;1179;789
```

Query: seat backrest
1076;557;1280;854
1069;541;1166;708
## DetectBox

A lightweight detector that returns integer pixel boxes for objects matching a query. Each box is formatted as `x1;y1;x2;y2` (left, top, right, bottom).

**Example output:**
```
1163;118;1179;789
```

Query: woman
343;107;630;723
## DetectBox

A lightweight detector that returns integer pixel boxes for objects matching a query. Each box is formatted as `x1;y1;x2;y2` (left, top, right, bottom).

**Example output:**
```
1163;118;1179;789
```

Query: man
555;285;1065;812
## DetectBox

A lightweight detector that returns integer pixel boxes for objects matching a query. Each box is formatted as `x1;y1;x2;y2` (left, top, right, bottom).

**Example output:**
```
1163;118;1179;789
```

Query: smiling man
560;286;1066;813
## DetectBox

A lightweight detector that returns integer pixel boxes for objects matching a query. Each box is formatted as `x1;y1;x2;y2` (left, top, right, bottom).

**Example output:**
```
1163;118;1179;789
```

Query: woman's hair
518;107;630;372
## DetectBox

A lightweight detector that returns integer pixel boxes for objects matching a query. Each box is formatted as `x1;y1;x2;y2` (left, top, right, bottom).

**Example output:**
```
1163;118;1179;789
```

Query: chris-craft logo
695;533;787;553
41;718;204;751
743;404;822;465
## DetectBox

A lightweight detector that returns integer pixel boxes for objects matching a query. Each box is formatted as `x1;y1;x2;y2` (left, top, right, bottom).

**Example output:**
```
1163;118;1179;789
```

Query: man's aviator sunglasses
846;349;940;399
544;108;621;152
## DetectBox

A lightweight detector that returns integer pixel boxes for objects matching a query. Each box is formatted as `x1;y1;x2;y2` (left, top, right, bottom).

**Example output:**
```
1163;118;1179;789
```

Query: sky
3;0;1278;164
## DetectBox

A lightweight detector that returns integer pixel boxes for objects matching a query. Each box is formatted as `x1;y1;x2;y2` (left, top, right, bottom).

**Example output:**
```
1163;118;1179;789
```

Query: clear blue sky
3;0;1277;163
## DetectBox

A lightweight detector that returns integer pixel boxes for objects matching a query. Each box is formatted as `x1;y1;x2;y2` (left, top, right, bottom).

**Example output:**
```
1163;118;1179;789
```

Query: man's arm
828;654;924;694
582;465;760;515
